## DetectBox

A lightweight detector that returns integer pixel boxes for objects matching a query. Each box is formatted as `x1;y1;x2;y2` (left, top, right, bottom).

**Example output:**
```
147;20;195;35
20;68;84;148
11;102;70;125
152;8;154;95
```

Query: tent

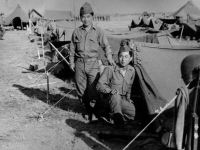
98;32;200;116
170;18;200;39
4;4;29;29
45;20;75;41
168;0;200;20
129;14;162;31
129;17;154;29
43;10;74;21
53;20;75;41
29;9;43;23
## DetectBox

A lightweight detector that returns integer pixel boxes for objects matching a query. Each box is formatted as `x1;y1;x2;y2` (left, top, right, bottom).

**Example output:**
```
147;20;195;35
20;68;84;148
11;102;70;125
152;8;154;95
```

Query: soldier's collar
79;23;96;30
114;64;133;72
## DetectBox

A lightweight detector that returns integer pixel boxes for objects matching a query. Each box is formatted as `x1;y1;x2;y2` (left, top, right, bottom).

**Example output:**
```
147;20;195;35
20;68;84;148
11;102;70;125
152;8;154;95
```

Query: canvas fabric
4;4;28;25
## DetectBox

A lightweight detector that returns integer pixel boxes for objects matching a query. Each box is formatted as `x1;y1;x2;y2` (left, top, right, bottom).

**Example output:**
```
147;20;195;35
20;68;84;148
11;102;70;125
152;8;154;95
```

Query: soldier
69;2;115;121
96;40;136;127
167;55;200;150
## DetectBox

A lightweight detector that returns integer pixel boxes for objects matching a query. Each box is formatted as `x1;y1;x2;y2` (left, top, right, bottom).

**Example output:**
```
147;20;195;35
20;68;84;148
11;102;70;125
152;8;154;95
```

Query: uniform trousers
75;59;100;108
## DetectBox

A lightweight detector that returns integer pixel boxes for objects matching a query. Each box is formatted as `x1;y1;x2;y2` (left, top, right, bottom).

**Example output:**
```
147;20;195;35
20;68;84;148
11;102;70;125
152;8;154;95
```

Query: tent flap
134;64;167;114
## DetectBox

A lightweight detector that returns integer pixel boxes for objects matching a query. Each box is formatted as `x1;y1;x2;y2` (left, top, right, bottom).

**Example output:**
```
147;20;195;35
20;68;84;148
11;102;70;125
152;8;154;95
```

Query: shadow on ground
65;118;130;150
13;84;84;114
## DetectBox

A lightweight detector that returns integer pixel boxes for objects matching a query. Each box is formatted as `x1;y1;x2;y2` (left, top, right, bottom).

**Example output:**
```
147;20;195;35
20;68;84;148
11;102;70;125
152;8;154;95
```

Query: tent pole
179;25;184;42
41;22;50;104
73;0;76;28
21;19;23;30
29;9;32;34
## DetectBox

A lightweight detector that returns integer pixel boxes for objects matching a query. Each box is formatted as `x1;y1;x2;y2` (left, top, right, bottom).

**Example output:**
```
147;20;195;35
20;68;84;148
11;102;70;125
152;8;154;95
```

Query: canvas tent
29;9;43;21
97;32;200;115
129;17;154;29
168;0;200;20
53;20;75;41
43;10;74;21
129;13;162;31
4;4;29;29
170;18;200;39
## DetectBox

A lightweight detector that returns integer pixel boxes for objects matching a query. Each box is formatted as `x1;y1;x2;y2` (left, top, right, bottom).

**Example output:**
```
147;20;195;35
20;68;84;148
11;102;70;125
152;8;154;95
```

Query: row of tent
129;0;200;39
1;4;112;27
1;4;74;26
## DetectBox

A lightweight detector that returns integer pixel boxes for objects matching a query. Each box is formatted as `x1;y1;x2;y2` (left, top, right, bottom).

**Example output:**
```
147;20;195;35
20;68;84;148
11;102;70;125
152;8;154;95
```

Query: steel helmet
181;54;200;84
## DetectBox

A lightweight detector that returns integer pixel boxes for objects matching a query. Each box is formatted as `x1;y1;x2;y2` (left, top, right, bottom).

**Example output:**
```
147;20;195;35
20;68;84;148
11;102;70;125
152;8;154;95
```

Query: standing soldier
69;2;115;121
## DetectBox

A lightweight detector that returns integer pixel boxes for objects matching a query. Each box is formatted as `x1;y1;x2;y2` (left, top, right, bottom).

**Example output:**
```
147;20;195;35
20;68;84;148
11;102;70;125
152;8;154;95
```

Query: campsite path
0;31;134;150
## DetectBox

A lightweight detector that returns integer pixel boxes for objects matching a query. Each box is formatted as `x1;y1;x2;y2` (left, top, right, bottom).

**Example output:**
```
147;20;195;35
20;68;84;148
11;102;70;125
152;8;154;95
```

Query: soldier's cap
80;2;93;16
118;39;131;54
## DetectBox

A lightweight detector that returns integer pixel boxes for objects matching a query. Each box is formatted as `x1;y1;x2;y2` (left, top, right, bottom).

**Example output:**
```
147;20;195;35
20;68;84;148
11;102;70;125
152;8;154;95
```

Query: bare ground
0;30;141;150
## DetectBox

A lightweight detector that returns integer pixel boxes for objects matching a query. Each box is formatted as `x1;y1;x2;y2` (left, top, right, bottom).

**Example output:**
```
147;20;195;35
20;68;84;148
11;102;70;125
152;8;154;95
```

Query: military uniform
96;64;136;124
69;3;114;117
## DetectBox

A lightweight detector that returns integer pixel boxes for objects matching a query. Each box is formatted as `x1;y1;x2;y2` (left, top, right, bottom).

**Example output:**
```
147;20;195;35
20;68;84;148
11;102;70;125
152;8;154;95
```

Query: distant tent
130;20;137;28
130;17;154;29
168;0;200;20
47;20;75;41
28;9;43;25
159;18;179;24
4;4;29;26
43;10;74;21
172;18;200;39
54;20;75;41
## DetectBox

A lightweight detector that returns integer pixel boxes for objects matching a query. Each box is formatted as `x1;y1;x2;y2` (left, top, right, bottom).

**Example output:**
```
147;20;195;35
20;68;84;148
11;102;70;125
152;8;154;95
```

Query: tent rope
122;84;189;150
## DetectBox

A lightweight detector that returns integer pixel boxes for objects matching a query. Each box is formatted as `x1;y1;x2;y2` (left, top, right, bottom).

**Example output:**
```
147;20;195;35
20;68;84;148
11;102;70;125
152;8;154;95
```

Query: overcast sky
1;0;200;15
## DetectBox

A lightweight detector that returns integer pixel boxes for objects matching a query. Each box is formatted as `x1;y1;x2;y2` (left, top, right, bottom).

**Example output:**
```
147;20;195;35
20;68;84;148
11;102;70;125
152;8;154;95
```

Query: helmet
181;54;200;84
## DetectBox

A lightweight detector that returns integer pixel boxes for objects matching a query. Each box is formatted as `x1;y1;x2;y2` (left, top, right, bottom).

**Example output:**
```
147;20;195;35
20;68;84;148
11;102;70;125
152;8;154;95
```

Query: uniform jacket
97;64;135;99
69;24;112;63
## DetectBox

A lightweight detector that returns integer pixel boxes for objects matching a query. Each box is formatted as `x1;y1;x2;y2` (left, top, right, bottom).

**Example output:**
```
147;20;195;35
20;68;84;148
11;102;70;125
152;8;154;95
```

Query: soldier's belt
76;57;97;63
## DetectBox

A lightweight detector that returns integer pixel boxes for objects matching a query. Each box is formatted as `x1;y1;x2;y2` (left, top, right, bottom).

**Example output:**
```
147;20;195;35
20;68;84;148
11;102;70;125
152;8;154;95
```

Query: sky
1;0;200;15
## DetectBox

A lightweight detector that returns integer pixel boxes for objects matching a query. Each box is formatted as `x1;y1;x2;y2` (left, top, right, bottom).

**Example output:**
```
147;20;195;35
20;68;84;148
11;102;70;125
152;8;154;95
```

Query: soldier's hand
110;89;119;95
107;54;116;66
108;59;116;66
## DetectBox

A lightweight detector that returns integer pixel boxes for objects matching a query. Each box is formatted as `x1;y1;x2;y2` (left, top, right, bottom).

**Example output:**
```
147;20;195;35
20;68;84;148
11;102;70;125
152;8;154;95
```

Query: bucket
29;64;38;71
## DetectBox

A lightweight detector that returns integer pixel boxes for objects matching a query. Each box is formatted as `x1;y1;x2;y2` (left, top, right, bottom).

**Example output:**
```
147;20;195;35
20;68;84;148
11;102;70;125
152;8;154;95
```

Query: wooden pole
179;25;184;43
21;18;23;30
73;0;77;28
41;26;50;104
46;72;50;104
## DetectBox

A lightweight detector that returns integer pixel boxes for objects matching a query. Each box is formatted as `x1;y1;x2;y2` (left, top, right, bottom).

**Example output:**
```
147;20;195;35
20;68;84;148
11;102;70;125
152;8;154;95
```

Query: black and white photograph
0;0;200;149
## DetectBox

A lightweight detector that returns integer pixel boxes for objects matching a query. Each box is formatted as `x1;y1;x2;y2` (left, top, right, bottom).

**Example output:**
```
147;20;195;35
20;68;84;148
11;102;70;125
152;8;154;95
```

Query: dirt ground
0;30;147;150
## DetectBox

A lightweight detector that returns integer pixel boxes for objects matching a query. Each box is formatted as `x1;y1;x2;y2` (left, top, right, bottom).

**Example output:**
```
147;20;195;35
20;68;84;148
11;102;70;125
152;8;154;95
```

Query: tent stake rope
122;95;178;150
122;83;189;150
37;88;75;121
32;55;69;83
49;42;74;72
